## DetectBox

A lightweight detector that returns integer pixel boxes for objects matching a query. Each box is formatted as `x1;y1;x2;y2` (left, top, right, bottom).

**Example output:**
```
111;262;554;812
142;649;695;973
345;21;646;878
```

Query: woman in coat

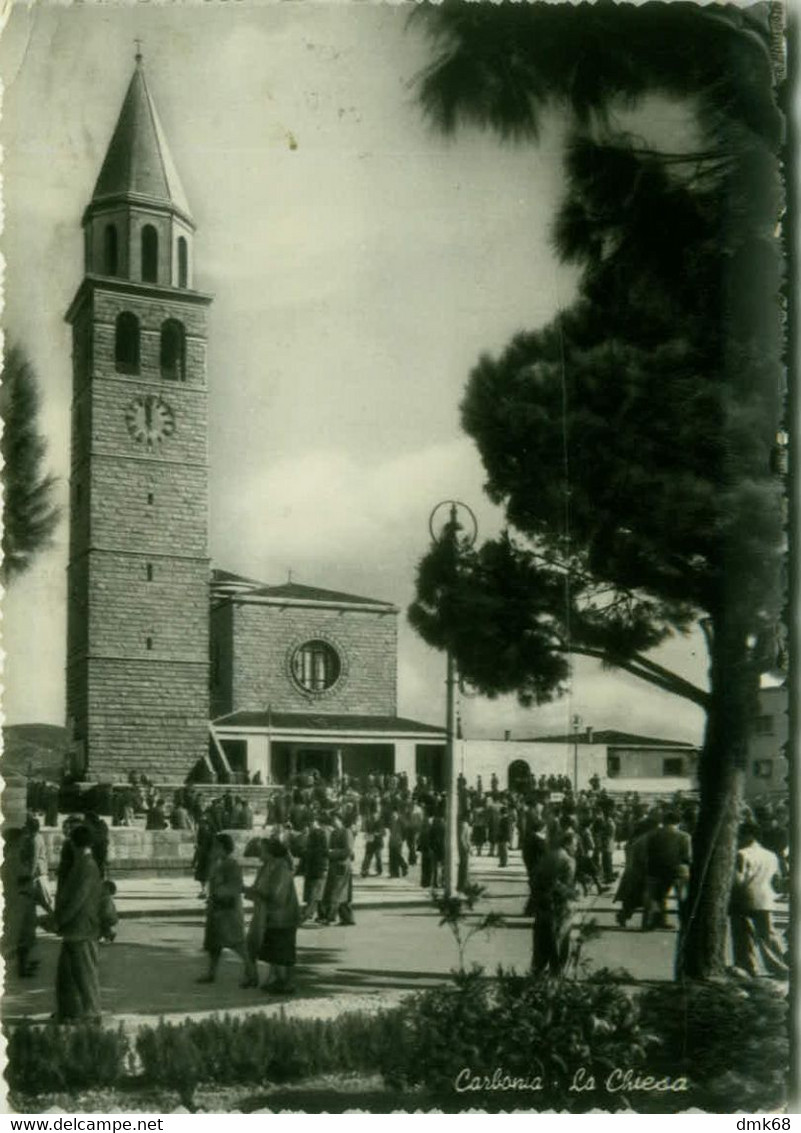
320;814;355;925
54;824;103;1022
198;833;245;983
256;837;301;992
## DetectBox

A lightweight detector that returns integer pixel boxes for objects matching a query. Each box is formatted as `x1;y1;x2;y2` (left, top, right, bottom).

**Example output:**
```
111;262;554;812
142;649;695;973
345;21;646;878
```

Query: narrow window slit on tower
177;236;188;288
142;225;158;283
104;224;118;276
147;492;154;505
146;636;153;651
146;563;153;581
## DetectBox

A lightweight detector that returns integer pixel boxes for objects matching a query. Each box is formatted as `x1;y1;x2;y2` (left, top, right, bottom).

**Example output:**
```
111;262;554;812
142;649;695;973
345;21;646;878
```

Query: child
99;879;119;943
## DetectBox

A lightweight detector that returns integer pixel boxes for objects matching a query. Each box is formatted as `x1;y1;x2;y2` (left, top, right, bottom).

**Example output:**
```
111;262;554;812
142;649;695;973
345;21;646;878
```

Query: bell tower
65;51;212;781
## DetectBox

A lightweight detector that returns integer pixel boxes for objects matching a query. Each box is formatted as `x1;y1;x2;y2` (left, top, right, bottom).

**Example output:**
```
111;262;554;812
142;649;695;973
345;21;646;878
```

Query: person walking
486;799;500;858
521;816;548;916
360;810;384;878
387;808;408;878
471;802;487;857
429;808;446;889
531;831;578;976
497;806;512;868
729;820;788;979
54;824;103;1023
301;812;329;923
457;814;471;892
642;811;691;931
418;812;433;888
320;814;355;925
16;813;51;978
244;837;301;993
197;833;246;983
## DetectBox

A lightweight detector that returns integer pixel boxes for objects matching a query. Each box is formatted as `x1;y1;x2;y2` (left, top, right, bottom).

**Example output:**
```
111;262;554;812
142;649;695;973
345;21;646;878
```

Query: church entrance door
297;748;335;780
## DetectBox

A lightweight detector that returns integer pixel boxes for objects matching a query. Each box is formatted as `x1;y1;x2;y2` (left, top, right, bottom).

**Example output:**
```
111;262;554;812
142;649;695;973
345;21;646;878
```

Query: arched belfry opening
161;318;186;381
104;224;118;276
115;312;140;374
141;225;158;283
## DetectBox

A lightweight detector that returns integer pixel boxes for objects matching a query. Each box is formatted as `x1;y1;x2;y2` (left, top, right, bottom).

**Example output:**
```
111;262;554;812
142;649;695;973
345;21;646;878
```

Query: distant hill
2;724;67;781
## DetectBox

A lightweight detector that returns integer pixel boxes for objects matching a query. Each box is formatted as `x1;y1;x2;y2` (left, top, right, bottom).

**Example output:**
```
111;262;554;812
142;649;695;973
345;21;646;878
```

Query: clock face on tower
125;394;176;447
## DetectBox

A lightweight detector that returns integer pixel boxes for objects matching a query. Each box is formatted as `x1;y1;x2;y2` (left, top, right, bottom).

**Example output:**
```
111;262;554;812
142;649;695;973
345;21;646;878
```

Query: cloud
212;436;501;586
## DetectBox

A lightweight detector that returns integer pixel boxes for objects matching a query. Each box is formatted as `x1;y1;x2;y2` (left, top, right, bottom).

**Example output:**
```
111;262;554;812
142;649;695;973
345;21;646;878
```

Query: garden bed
5;973;788;1114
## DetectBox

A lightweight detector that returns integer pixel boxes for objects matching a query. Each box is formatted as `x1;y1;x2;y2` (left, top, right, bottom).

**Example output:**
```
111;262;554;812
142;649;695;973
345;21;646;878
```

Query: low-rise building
455;729;699;794
745;675;788;798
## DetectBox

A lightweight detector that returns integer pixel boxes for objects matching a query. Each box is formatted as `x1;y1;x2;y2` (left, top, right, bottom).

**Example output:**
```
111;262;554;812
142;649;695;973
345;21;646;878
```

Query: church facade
65;57;444;785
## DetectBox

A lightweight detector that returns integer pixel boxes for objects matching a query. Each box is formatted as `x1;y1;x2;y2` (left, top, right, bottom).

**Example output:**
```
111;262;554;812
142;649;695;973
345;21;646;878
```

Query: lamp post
429;499;478;896
572;713;582;791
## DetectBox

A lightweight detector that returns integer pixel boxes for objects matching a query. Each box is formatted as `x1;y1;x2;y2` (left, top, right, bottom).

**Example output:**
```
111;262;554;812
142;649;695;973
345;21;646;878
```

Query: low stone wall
40;827;260;877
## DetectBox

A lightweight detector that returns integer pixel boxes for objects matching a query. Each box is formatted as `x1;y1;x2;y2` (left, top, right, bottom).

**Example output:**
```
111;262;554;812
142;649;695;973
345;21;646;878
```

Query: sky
0;2;709;745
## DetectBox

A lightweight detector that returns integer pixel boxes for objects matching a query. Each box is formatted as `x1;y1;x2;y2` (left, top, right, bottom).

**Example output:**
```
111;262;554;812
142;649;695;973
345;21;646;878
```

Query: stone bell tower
65;51;212;781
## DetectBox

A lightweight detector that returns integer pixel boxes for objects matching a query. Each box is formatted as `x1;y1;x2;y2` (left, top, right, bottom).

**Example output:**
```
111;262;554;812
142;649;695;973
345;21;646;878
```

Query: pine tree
408;2;785;978
1;343;61;582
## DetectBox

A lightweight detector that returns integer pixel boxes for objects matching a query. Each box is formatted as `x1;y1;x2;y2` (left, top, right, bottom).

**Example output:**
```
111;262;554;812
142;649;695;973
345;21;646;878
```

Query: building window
177;237;188;288
146;635;153;651
663;757;684;777
753;759;773;779
146;563;153;581
754;714;774;735
104;224;118;276
606;754;620;777
160;319;186;381
147;492;154;506
115;312;140;374
141;225;158;283
291;640;341;692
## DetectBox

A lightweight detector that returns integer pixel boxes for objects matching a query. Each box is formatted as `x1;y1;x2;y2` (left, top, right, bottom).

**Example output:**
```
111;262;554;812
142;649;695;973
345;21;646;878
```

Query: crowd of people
4;770;789;1021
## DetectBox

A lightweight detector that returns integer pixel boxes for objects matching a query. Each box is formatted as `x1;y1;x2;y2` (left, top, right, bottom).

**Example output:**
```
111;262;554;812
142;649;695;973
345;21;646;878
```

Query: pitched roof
211;569;395;610
525;729;696;749
213;711;445;736
91;57;192;222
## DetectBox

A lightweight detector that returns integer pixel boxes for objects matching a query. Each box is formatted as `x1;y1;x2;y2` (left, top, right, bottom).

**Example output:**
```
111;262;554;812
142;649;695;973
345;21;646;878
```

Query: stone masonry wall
230;602;398;716
85;657;209;780
210;604;234;719
66;278;211;783
90;456;208;557
86;552;208;661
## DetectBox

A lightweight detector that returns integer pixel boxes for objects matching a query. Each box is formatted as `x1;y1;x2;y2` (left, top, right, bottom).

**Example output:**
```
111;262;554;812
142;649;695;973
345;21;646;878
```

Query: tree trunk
677;615;757;980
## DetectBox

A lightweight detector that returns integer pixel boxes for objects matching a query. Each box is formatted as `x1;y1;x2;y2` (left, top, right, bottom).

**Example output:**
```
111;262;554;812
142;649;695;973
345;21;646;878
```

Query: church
65;55;446;787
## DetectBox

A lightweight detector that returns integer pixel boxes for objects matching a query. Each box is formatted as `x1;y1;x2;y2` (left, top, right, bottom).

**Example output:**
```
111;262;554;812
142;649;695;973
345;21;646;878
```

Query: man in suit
301;811;330;924
642;810;692;931
730;820;788;979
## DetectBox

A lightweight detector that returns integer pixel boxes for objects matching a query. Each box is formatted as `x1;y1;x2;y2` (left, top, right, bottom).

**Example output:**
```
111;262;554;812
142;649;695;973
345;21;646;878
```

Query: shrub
6;1022;129;1095
136;1020;204;1109
135;1008;398;1099
639;978;788;1112
380;967;657;1109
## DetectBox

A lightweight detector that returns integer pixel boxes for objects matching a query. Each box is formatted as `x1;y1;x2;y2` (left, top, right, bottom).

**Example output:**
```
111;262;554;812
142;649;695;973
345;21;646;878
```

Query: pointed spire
90;54;193;224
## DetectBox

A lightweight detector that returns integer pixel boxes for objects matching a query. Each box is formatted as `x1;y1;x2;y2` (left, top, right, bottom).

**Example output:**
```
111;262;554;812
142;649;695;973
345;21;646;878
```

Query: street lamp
428;499;478;896
572;713;582;791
